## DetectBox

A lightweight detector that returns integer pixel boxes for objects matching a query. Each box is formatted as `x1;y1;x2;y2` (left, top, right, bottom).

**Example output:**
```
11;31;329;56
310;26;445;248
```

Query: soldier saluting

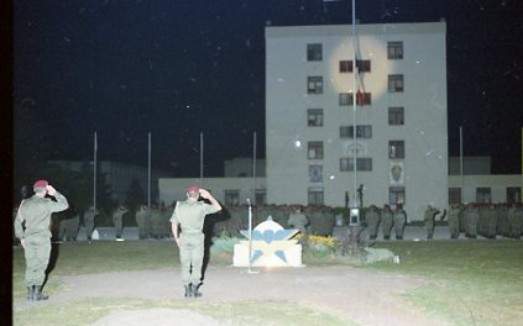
14;180;69;301
170;185;221;298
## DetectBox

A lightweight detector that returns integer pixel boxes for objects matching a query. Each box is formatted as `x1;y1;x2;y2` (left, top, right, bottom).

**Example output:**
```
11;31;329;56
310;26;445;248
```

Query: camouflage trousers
448;217;460;238
24;235;51;286
382;219;393;239
179;232;205;285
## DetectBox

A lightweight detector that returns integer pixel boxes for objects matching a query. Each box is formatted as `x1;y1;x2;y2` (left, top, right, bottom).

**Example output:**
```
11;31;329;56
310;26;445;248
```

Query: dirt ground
14;265;450;326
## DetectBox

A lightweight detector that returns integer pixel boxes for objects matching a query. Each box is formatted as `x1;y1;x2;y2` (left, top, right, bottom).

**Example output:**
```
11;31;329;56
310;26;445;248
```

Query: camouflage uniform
448;204;462;239
83;206;99;241
61;210;80;241
424;205;440;240
112;206;128;240
508;204;523;239
393;205;407;240
483;205;498;239
496;204;509;238
463;204;479;238
14;181;69;301
135;205;151;239
365;205;381;240
381;205;393;240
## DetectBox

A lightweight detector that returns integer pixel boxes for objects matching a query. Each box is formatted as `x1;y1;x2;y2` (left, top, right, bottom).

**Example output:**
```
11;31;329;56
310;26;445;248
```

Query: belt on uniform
182;230;202;234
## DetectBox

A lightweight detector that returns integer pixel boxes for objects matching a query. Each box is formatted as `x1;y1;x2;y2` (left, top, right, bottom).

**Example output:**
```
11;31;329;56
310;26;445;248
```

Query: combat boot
33;285;49;301
191;283;202;298
184;284;193;298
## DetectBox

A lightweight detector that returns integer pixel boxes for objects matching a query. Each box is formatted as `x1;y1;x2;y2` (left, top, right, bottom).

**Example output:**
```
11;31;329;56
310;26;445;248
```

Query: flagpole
199;132;204;187
93;131;97;212
148;132;151;209
252;131;257;206
459;126;464;198
351;0;358;209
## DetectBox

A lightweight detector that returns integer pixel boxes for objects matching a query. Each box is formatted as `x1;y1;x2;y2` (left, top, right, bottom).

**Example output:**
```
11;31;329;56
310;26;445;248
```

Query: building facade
265;22;448;221
157;22;521;222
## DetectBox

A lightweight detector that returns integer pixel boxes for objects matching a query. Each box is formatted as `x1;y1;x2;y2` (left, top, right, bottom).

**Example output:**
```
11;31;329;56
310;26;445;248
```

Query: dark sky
12;0;523;176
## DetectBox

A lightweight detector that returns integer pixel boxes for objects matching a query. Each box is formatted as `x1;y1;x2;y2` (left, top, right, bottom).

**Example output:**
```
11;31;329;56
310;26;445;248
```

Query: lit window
389;140;405;159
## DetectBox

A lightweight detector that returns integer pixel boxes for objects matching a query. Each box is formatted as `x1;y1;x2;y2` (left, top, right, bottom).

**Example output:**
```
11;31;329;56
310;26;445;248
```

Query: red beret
33;179;48;189
185;185;200;193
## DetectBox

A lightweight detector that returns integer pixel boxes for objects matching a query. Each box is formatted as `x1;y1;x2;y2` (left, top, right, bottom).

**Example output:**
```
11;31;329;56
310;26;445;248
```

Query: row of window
308;186;405;206
224;189;266;206
307;75;404;95
306;41;406;205
307;41;404;62
307;140;405;161
308;107;405;127
222;186;520;207
449;187;522;205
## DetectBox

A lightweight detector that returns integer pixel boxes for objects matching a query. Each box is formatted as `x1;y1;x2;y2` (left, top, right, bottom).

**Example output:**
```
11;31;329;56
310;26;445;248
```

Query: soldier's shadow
43;242;60;290
200;204;230;283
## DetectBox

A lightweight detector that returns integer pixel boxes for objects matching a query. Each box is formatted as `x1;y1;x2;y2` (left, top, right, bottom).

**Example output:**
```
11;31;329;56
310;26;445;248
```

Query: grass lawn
371;240;523;326
13;239;523;325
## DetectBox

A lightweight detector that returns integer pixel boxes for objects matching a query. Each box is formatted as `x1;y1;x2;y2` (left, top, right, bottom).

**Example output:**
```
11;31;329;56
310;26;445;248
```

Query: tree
125;176;145;212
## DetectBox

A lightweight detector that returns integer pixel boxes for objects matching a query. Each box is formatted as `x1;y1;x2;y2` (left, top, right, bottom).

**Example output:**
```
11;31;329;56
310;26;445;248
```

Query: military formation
449;202;523;240
362;202;523;240
364;203;408;240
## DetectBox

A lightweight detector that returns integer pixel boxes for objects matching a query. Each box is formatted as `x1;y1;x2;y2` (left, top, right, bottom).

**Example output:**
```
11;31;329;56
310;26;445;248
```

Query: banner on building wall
390;162;404;186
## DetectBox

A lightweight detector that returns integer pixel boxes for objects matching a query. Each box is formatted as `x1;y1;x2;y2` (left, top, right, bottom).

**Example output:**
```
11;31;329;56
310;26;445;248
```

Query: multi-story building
265;22;448;220
158;22;520;222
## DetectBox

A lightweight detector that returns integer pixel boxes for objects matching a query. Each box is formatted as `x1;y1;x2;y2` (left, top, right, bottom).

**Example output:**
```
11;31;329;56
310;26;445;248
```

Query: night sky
12;0;523;176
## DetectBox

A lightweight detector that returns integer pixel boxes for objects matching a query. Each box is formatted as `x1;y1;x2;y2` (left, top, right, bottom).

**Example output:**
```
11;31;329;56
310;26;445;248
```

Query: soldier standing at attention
83;205;98;242
135;204;151;239
448;204;463;239
14;180;69;301
463;203;479;238
112;205;128;241
365;204;381;240
171;185;222;298
381;204;394;240
393;203;407;240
